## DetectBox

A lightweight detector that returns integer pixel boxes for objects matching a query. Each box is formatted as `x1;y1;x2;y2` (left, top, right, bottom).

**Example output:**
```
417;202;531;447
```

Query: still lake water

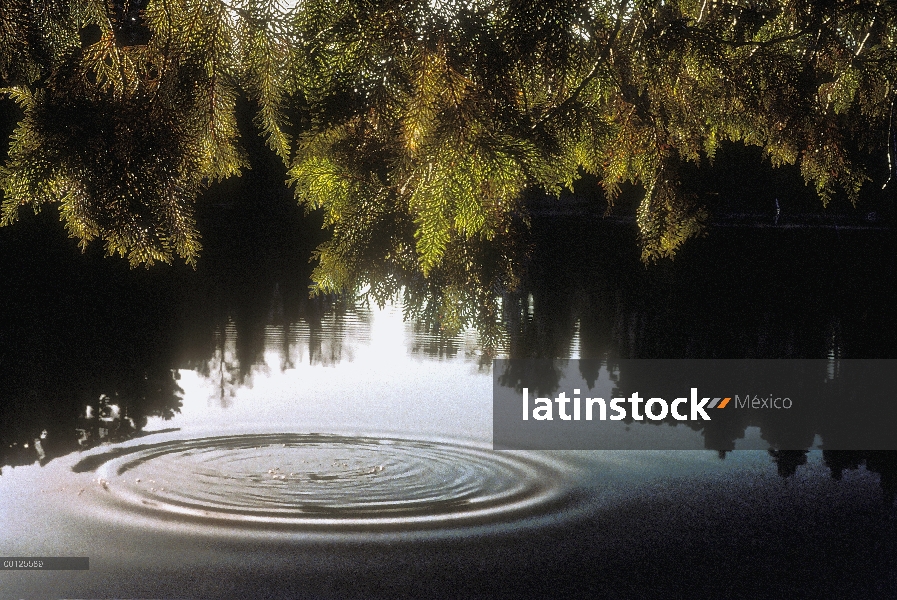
1;207;896;598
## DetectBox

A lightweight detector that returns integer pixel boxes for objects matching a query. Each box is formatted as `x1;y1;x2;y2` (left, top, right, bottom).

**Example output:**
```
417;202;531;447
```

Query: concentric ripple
76;434;574;531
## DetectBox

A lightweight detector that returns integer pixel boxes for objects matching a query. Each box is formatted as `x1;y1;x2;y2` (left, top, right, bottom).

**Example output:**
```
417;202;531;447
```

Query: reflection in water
2;208;897;598
205;319;240;407
824;451;897;505
503;218;897;363
0;210;186;473
72;433;573;532
2;208;897;493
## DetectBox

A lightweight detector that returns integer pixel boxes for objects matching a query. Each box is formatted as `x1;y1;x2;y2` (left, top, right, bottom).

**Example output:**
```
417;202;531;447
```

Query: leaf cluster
1;0;894;332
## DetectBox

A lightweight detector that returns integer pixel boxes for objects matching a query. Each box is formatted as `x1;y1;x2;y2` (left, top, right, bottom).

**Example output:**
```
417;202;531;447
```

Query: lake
1;206;896;598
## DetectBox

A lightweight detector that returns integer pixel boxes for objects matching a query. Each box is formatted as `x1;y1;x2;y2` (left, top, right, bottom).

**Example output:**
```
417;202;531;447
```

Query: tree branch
532;0;630;129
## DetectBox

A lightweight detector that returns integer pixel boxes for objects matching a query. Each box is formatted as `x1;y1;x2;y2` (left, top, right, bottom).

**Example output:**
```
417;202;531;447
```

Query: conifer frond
238;0;294;160
637;175;707;261
0;0;894;288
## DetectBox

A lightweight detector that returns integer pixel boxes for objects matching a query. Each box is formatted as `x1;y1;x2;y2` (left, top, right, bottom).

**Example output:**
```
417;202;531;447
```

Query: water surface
2;213;896;598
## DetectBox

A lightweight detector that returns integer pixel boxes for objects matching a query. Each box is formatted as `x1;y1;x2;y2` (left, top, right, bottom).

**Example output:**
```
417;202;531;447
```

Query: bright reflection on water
174;301;492;440
61;300;588;539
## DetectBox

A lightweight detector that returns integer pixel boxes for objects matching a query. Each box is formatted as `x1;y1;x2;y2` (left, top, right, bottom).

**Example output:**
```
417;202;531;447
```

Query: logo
520;388;740;422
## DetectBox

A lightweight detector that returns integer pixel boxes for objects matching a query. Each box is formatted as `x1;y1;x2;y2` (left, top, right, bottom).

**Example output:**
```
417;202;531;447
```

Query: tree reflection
3;128;896;503
0;123;375;469
825;451;897;505
0;210;185;472
483;206;897;494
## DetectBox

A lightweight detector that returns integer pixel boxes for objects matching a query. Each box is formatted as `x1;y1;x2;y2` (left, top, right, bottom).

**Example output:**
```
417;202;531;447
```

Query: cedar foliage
1;0;895;294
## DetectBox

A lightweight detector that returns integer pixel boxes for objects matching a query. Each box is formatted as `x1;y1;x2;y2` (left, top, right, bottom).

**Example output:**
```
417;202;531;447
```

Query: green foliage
1;0;895;332
0;0;263;264
637;165;708;261
0;71;208;266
